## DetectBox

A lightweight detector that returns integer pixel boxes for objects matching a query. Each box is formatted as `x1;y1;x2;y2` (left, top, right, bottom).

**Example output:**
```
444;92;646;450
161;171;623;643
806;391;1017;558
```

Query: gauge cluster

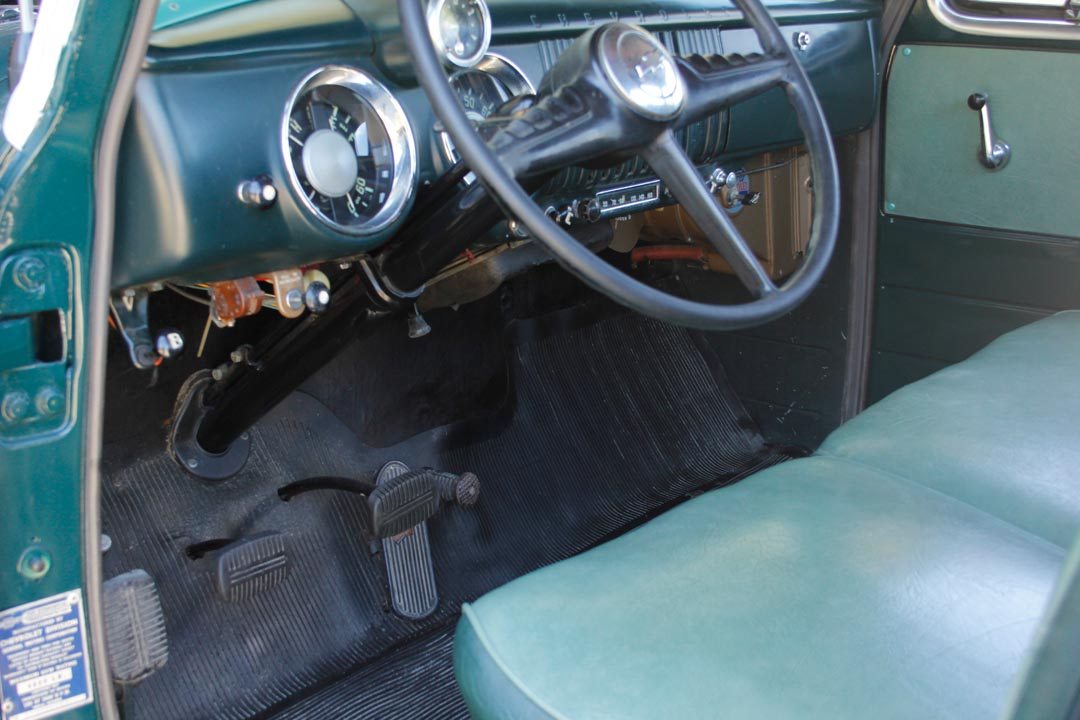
426;0;492;68
282;66;417;236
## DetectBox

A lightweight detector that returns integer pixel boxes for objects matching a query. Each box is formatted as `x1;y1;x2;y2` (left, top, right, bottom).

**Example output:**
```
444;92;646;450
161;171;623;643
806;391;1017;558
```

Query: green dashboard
111;0;881;289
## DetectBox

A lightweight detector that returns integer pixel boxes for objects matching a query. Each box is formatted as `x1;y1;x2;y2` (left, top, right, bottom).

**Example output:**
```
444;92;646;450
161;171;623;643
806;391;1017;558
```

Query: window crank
967;93;1010;171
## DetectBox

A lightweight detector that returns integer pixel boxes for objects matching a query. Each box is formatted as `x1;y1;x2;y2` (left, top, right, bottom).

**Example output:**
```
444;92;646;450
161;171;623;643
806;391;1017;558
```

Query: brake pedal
104;569;169;685
211;532;289;602
377;461;439;620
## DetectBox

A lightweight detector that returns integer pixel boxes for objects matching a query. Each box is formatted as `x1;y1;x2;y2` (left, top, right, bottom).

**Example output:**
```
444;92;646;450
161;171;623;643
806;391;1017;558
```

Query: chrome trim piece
474;52;536;96
927;0;1080;40
426;0;492;69
967;92;1011;171
281;65;417;237
596;24;686;121
595;179;662;216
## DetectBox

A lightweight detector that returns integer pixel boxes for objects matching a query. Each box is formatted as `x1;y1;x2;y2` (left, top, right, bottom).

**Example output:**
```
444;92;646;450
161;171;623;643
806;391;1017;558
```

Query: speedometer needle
354;121;370;157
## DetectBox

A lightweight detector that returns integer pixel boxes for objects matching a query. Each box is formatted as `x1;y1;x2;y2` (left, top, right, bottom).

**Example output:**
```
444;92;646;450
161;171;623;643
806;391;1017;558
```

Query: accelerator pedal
377;461;439;619
104;569;169;685
278;467;480;539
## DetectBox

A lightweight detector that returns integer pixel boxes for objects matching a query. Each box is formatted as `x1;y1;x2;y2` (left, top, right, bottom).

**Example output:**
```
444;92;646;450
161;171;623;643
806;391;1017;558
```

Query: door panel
870;4;1080;402
884;44;1080;238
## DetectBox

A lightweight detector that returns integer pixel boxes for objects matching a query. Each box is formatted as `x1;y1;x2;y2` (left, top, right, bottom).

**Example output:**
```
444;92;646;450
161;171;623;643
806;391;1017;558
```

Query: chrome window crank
967;93;1011;171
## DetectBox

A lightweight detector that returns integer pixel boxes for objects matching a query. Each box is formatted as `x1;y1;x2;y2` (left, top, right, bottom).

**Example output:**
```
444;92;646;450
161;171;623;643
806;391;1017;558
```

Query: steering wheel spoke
642;130;777;298
677;53;790;126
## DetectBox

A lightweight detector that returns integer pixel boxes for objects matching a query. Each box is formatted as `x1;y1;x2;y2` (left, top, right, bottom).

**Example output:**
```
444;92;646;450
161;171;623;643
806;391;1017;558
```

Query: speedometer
437;54;535;170
427;0;492;68
282;66;416;236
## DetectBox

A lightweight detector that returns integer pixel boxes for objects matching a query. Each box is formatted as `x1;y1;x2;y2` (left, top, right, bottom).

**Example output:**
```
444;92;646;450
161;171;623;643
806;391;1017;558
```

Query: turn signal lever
278;468;480;538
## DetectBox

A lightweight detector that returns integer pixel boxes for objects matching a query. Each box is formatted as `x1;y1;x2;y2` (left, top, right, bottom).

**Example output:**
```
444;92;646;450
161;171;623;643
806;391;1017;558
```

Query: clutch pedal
103;570;169;685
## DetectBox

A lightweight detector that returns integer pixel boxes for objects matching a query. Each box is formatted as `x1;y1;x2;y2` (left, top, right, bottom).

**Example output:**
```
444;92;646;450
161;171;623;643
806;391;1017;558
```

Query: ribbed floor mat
102;311;788;719
264;628;465;720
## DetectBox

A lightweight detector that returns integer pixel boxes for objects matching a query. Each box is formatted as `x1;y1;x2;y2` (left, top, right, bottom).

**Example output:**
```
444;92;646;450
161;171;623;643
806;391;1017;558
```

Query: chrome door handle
967;93;1011;171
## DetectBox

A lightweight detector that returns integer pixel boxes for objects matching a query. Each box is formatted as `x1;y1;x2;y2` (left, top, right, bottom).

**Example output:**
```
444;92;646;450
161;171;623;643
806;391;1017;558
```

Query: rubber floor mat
263;627;465;720
101;310;789;719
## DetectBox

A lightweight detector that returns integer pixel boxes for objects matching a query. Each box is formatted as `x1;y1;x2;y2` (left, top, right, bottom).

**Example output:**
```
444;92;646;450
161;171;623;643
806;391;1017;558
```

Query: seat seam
813;450;1067;555
460;604;573;720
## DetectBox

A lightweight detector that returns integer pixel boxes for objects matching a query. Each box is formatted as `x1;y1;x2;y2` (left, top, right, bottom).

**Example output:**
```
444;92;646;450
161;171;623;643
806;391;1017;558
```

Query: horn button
597;24;686;121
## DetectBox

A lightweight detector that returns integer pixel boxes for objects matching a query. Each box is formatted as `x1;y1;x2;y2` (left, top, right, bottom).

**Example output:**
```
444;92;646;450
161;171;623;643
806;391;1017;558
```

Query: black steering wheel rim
399;0;840;331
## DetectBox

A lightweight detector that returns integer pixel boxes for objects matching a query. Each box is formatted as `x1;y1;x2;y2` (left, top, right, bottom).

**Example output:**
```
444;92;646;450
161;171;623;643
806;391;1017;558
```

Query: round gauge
282;66;417;235
426;0;492;68
438;54;534;168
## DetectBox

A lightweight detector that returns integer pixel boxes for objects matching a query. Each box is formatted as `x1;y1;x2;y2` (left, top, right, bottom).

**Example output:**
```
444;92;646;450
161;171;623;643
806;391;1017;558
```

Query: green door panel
868;216;1080;402
883;44;1080;238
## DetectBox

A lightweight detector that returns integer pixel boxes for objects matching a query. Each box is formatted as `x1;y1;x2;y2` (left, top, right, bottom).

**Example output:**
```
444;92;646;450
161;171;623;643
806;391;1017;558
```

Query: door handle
967;93;1011;171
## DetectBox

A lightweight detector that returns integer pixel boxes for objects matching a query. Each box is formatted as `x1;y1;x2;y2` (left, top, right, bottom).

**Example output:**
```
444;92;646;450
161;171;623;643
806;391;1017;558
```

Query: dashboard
111;0;881;290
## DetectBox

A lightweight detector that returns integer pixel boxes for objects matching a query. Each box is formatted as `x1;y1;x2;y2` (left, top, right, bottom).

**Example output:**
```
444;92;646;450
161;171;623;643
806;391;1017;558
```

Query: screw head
186;458;199;469
1;391;31;424
12;256;47;293
17;546;52;580
793;31;812;51
35;386;64;417
902;47;912;56
284;288;304;311
885;201;897;212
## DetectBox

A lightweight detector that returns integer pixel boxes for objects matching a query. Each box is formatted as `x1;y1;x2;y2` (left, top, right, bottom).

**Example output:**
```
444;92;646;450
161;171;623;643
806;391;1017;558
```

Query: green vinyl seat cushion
455;457;1063;719
454;312;1080;719
821;310;1080;549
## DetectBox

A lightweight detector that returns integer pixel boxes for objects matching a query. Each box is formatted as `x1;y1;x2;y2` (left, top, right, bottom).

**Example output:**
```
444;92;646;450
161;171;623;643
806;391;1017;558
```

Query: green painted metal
154;0;258;30
0;248;75;442
0;1;141;719
148;0;881;44
884;44;1080;238
115;11;879;288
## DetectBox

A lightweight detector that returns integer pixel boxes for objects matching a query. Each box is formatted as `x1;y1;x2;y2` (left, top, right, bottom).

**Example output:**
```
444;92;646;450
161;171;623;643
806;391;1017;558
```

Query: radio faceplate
596;180;663;217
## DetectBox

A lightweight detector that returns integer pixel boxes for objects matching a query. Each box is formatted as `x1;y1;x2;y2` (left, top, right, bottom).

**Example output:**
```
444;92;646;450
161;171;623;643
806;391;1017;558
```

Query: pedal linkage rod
278;468;480;539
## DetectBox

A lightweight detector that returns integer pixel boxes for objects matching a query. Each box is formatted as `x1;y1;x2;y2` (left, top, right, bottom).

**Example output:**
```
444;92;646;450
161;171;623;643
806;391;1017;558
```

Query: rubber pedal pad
214;532;289;603
104;569;169;685
378;461;439;619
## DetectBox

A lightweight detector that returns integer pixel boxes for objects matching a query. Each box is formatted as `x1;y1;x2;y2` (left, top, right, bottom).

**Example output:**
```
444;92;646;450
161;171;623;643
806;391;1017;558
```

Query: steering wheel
399;0;840;330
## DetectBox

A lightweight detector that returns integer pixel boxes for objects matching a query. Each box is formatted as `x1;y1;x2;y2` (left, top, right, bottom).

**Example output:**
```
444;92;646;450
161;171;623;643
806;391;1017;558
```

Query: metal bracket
109;289;156;369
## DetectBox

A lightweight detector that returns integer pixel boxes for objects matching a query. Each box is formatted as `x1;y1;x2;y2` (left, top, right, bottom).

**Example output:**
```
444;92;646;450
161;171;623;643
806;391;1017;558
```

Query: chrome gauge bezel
426;0;492;68
281;65;417;236
437;53;535;169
